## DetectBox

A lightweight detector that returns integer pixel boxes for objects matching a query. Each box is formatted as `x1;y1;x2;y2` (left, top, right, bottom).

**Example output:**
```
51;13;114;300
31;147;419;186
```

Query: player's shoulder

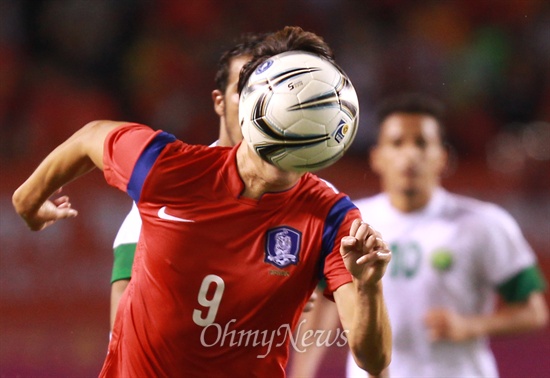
445;190;506;216
110;123;220;158
303;173;341;195
160;138;232;168
442;190;519;229
301;174;357;212
145;140;233;195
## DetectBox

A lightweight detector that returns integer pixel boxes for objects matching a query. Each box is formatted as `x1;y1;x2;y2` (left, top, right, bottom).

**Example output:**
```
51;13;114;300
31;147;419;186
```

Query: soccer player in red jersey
13;26;392;377
109;32;268;332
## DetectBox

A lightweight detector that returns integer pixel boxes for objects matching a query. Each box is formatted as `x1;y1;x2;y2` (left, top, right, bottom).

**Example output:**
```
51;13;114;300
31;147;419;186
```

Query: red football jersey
100;124;359;377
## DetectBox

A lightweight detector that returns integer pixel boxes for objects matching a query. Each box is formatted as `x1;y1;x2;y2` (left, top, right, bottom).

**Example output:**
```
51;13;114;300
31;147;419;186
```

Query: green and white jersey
111;202;141;283
113;201;141;249
347;188;545;378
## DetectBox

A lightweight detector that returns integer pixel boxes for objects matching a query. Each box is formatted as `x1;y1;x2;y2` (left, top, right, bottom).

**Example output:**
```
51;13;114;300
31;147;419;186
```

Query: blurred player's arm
287;287;341;378
110;241;136;330
12;120;126;231
425;208;550;343
111;279;130;329
334;220;392;376
424;290;548;342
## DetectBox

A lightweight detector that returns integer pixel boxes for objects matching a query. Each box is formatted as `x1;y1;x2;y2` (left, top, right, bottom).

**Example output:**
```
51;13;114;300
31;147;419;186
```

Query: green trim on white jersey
111;243;137;283
498;265;547;302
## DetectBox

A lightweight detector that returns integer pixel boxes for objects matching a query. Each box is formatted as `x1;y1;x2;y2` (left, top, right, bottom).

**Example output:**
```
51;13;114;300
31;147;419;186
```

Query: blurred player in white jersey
347;93;548;377
109;33;266;329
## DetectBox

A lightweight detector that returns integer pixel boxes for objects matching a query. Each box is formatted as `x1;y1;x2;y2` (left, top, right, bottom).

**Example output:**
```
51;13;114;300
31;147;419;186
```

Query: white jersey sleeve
113;202;142;248
455;195;536;287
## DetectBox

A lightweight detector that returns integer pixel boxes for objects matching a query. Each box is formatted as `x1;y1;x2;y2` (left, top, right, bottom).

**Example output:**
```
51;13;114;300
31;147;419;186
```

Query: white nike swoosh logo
158;206;195;223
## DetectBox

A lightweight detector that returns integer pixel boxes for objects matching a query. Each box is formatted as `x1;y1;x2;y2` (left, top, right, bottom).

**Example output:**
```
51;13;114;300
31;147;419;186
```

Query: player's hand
20;190;78;231
424;308;476;342
340;219;391;287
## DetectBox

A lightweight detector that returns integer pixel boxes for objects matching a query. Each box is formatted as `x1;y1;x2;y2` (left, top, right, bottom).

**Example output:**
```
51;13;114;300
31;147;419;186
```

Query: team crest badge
265;226;301;268
431;248;454;271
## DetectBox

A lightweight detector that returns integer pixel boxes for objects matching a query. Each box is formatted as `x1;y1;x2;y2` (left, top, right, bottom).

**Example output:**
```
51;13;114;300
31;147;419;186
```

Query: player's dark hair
214;33;268;93
238;26;335;94
376;93;447;143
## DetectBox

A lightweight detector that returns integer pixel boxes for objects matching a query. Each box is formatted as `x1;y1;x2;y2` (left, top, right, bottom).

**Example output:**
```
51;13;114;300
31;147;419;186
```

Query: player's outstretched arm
334;219;392;375
12;120;126;231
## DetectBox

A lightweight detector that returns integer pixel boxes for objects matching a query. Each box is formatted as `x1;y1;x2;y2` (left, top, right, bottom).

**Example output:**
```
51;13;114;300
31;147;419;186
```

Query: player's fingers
363;222;381;240
340;235;358;255
52;195;70;206
353;222;372;245
356;253;372;265
349;218;363;236
57;208;78;219
46;206;78;220
375;249;392;261
365;233;377;250
370;226;383;242
356;248;392;265
375;238;389;253
363;226;386;249
54;200;72;209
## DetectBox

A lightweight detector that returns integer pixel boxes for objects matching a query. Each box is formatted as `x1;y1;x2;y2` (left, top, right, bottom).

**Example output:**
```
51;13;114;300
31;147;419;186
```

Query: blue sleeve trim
318;196;357;279
127;131;176;202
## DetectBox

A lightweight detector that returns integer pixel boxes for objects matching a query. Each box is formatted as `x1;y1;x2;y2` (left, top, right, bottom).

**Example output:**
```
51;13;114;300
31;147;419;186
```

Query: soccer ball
239;51;359;172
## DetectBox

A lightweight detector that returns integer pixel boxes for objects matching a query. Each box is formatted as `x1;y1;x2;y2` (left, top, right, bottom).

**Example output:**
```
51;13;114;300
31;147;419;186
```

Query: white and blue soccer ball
239;51;359;172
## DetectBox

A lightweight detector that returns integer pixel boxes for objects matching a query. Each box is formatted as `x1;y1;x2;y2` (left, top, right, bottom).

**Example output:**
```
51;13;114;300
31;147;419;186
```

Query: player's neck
236;142;302;199
217;130;232;147
217;122;240;147
390;191;432;213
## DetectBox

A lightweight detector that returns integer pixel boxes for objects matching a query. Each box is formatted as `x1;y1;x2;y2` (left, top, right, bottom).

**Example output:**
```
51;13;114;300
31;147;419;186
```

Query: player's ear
212;89;224;117
440;143;455;178
439;145;449;171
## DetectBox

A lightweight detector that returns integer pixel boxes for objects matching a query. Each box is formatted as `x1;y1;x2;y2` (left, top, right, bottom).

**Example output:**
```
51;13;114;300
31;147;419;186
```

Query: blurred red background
1;1;548;376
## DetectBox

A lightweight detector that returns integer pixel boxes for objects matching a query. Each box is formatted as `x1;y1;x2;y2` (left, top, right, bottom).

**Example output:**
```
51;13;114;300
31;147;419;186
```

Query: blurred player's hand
17;191;78;231
340;219;391;287
424;308;475;342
